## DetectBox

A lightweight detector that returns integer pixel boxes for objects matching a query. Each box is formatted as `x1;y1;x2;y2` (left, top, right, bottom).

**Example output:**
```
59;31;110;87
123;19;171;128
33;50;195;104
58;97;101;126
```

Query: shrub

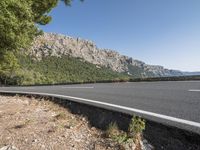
106;122;121;138
105;116;146;145
128;116;145;140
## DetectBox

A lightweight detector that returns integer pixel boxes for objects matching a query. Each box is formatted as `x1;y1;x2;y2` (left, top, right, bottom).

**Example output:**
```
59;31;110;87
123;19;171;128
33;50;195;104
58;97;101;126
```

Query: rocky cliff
29;33;184;77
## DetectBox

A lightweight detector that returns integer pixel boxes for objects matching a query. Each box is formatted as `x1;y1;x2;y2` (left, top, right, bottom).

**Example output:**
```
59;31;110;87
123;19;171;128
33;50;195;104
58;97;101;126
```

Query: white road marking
188;89;200;92
61;87;94;89
19;87;35;89
0;90;200;128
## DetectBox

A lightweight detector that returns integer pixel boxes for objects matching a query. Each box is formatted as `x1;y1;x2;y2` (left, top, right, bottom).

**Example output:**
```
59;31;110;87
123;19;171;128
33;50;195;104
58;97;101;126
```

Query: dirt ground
0;95;121;150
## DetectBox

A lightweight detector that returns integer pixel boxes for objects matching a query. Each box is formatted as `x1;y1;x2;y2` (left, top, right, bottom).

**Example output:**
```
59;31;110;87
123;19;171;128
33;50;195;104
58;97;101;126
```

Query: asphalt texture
0;81;200;134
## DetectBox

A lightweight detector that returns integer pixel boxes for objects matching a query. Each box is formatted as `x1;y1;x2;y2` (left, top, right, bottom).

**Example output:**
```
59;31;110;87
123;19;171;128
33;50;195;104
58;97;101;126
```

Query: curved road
0;81;200;134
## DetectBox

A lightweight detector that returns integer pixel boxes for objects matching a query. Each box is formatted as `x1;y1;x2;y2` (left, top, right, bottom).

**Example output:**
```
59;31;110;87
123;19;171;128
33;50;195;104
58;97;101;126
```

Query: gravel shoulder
0;95;121;150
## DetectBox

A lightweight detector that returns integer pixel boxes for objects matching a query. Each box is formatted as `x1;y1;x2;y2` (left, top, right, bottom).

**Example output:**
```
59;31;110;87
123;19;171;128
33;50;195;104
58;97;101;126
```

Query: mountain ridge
28;33;185;78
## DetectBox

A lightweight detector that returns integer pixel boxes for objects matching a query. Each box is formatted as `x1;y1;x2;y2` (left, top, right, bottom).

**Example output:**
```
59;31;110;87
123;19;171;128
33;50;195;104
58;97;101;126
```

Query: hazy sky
40;0;200;72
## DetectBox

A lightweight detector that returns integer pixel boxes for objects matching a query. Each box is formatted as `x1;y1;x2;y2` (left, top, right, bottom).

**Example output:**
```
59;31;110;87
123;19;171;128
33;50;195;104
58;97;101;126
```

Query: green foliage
106;122;131;144
32;0;60;25
0;51;19;74
114;132;130;144
130;75;200;82
0;0;86;85
106;122;121;139
0;51;20;84
0;0;76;54
105;116;146;145
0;0;37;53
7;55;129;85
128;116;145;138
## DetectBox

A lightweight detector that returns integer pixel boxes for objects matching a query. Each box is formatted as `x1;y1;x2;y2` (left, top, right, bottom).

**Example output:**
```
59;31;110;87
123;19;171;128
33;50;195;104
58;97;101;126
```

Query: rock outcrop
29;33;184;77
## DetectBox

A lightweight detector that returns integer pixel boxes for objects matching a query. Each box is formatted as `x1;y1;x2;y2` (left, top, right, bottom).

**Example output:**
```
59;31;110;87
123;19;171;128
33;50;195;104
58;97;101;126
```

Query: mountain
183;72;200;76
28;33;184;78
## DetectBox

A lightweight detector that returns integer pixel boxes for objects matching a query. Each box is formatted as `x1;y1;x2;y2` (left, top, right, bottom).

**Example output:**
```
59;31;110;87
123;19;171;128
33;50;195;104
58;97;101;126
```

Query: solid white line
21;87;35;89
188;89;200;92
0;90;200;128
62;87;94;89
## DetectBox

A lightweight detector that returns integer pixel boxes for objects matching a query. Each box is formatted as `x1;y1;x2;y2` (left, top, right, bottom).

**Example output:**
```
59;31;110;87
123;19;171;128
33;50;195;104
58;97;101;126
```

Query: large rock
28;33;184;77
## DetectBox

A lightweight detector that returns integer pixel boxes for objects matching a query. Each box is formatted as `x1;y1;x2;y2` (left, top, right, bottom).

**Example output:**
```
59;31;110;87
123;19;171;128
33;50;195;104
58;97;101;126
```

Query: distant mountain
28;33;185;78
183;72;200;76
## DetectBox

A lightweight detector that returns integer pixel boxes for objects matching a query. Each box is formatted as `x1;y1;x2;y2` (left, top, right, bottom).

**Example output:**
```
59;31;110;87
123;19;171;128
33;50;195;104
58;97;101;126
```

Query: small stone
91;127;96;131
143;139;148;144
82;117;86;121
32;139;38;143
64;125;71;129
62;135;66;138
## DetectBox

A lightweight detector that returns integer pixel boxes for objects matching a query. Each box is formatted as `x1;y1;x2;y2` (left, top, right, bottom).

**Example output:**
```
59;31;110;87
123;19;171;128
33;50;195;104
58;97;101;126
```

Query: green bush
105;116;146;145
128;116;145;139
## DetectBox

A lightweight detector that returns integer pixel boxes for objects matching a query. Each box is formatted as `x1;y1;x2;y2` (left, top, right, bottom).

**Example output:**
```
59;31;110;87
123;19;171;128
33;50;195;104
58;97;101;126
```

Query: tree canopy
0;0;72;54
0;0;88;85
0;0;35;53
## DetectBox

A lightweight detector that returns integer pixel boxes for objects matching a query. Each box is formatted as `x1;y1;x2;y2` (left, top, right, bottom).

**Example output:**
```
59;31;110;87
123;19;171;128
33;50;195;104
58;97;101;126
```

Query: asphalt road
0;81;200;134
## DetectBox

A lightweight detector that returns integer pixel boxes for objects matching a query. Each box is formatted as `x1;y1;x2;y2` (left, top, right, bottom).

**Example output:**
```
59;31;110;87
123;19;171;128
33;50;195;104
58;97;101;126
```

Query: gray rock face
29;33;183;77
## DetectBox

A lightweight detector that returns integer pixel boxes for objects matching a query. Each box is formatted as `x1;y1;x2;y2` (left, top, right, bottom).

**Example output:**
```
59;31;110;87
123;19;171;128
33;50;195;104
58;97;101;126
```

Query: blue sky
40;0;200;71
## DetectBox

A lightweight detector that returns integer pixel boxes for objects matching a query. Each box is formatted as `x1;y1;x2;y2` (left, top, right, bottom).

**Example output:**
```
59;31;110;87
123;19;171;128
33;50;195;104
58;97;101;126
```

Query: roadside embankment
0;95;150;150
0;94;200;150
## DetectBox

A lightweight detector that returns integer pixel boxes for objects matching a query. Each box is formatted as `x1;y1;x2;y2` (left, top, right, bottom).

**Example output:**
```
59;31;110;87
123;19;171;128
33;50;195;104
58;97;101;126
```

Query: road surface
0;81;200;134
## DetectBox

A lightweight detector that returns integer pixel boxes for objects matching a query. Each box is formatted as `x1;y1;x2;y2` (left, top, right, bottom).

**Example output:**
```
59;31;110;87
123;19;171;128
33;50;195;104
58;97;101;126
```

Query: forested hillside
30;33;184;77
0;55;130;85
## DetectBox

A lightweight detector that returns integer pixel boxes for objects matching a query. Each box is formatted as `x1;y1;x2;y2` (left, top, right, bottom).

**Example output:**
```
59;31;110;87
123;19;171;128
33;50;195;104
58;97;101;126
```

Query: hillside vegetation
0;55;130;85
30;33;184;77
1;53;199;86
